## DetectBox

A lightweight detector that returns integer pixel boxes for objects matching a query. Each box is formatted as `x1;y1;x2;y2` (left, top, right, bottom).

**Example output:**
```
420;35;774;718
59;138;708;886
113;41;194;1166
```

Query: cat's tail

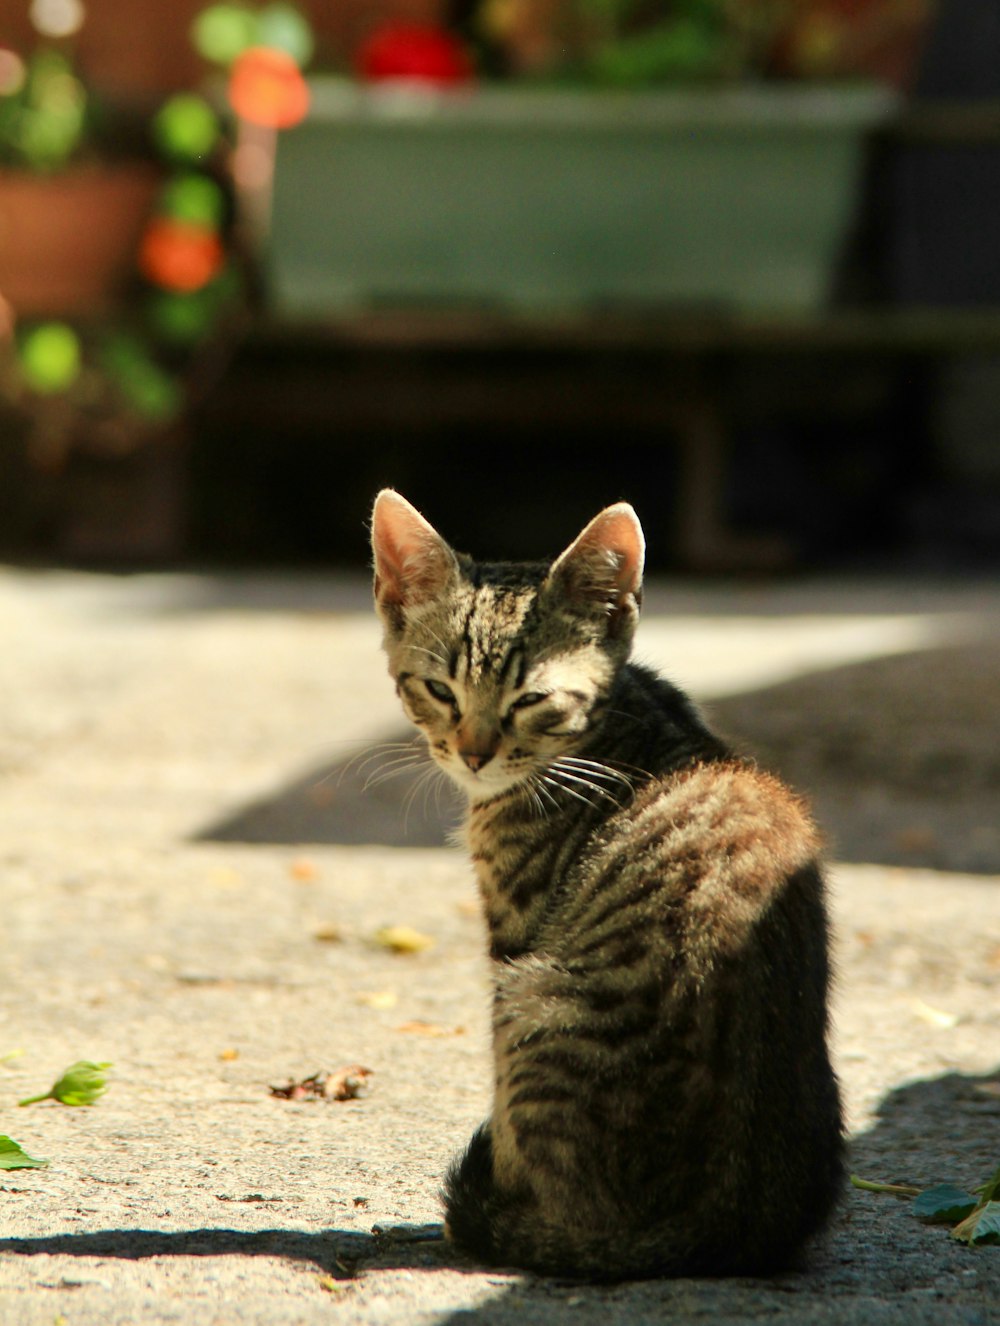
442;1124;748;1281
443;1123;829;1281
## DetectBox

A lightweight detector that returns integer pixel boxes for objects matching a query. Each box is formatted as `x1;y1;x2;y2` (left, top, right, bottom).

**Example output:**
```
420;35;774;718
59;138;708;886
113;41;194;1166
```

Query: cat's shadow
0;1222;455;1278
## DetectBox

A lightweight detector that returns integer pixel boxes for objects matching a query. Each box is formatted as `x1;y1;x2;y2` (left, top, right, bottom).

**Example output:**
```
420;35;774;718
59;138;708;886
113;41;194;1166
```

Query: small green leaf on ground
913;1184;978;1224
953;1201;1000;1246
18;1060;111;1107
0;1135;48;1170
317;1275;352;1294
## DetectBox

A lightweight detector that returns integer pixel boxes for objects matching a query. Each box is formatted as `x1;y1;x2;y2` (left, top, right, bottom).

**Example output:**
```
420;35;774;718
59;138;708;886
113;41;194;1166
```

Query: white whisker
362;756;428;793
547;764;621;806
407;644;450;668
559;752;648;781
539;772;603;813
402;763;445;833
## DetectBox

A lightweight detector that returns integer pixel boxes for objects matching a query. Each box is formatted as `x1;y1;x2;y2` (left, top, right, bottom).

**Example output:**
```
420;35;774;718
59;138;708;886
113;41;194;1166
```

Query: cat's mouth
441;756;526;801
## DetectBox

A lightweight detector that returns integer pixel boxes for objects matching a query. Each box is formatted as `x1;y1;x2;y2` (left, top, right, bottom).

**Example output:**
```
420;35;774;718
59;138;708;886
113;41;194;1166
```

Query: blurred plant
0;0;315;476
0;46;88;170
466;0;932;86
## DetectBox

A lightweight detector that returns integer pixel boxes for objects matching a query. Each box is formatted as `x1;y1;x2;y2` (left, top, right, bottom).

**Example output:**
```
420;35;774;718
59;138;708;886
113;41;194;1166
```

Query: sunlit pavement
1;568;998;1325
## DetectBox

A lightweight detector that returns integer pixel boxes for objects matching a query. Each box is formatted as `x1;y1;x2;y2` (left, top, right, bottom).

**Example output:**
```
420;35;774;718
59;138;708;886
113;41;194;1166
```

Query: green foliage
158;173;228;228
954;1202;1000;1247
0;48;88;171
152;94;221;165
912;1184;979;1225
100;334;183;422
191;3;314;68
0;1135;48;1170
18;1060;112;1108
853;1165;1000;1249
17;323;82;394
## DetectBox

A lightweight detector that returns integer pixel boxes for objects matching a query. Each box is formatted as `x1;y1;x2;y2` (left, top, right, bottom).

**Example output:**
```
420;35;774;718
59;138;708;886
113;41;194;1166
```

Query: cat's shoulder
619;757;823;901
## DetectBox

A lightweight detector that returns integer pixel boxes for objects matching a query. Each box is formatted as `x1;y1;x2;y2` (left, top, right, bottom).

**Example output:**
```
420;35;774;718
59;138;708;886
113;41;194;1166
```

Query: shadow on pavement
710;640;1000;875
2;1070;997;1321
196;735;460;849
198;641;1000;873
0;1222;454;1278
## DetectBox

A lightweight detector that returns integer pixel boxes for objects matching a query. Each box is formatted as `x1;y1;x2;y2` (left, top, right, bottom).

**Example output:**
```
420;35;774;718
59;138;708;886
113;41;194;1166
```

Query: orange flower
139;218;225;293
228;46;310;129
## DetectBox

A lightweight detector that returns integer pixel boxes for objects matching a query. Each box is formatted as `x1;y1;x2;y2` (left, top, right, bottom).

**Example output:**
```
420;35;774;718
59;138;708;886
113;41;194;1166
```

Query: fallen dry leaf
910;998;959;1029
269;1066;373;1103
290;857;320;881
373;925;435;955
207;867;244;890
397;1020;466;1038
893;826;938;855
312;925;343;944
356;990;398;1010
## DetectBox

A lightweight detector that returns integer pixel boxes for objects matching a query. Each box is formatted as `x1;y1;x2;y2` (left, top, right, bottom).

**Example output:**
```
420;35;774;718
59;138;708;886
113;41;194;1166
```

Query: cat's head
370;490;644;801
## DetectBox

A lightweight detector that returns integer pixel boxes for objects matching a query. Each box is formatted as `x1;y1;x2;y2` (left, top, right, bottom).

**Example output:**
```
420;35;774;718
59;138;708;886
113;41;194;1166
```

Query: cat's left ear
545;503;644;632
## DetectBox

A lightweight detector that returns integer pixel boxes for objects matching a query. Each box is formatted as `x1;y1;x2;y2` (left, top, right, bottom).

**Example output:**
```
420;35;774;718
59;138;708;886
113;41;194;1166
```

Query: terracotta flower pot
0;163;161;317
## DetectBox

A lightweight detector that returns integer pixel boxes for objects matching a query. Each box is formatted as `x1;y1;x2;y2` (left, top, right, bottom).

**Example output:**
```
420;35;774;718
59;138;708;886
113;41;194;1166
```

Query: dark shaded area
198;736;460;849
889;0;1000;307
185;331;941;572
199;638;1000;875
709;639;1000;876
3;1069;997;1320
0;1223;449;1280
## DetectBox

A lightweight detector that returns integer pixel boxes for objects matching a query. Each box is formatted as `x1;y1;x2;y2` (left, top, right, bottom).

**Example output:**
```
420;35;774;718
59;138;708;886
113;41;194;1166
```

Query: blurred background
0;0;998;575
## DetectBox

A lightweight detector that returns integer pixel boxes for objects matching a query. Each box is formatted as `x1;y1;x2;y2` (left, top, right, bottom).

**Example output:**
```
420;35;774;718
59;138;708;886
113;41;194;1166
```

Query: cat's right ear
371;490;459;627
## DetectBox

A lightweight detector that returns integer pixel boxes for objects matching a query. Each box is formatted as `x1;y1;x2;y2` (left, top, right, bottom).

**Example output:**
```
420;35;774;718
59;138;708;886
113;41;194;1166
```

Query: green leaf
19;1060;111;1108
0;1135;48;1170
952;1200;1000;1246
975;1166;1000;1204
913;1184;979;1225
969;1202;1000;1245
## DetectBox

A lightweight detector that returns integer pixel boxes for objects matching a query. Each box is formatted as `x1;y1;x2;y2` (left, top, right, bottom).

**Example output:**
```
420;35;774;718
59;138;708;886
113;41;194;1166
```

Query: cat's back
534;750;830;1055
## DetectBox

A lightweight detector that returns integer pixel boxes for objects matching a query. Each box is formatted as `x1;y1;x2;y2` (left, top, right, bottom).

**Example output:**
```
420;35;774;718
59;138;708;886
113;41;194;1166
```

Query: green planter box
268;80;898;315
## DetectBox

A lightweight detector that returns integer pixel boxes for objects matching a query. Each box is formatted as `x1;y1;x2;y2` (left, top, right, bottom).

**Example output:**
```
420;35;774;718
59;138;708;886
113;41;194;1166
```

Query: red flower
357;22;474;85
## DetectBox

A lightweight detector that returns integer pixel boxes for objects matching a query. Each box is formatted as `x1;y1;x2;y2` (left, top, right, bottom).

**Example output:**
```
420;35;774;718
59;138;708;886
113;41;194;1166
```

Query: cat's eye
511;692;547;710
424;679;456;705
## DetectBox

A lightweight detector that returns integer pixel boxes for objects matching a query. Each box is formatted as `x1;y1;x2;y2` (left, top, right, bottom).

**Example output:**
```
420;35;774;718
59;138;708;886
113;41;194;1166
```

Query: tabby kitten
370;489;843;1280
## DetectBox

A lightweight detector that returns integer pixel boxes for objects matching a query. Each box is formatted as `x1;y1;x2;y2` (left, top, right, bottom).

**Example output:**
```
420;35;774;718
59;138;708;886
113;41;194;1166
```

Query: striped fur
371;491;843;1279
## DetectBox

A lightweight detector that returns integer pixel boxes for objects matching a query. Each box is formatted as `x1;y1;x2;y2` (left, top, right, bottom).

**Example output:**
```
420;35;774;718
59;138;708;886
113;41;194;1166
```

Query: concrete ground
0;567;998;1325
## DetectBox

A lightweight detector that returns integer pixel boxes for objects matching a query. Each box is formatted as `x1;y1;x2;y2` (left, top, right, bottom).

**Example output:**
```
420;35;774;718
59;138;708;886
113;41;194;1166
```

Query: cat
370;488;843;1280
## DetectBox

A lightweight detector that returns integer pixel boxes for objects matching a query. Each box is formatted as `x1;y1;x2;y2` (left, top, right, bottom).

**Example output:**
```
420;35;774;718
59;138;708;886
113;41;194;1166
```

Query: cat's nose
460;749;495;773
